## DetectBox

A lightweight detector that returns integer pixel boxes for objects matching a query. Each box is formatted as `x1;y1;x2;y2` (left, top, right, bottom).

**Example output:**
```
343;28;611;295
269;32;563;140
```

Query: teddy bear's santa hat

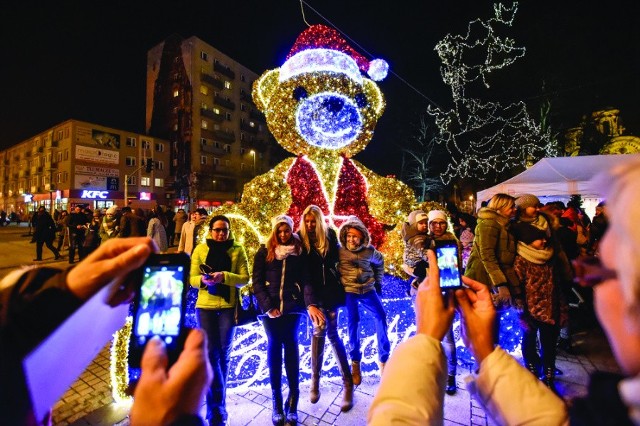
279;24;389;83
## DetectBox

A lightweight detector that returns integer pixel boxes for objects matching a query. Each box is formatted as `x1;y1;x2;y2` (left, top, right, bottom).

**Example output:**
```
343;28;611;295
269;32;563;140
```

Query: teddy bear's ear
252;69;280;113
363;79;386;118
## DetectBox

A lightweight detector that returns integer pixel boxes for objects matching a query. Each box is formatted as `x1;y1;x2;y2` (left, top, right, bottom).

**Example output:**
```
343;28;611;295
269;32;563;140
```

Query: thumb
141;336;169;374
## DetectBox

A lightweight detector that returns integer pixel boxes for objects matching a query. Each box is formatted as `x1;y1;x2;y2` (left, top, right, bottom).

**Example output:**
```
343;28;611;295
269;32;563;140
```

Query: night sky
1;1;638;178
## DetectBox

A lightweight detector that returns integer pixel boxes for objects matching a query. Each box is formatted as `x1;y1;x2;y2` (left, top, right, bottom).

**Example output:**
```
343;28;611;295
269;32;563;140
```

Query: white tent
476;154;640;211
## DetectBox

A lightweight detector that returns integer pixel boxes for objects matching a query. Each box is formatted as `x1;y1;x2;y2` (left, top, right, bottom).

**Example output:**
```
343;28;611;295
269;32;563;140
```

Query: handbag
234;284;258;326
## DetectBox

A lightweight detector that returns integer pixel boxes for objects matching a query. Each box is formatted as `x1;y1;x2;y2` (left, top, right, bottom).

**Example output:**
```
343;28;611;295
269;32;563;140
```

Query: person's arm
177;227;187;253
251;248;275;314
475;222;508;287
188;245;207;290
454;275;568;425
221;245;250;287
369;250;454;425
372;248;385;294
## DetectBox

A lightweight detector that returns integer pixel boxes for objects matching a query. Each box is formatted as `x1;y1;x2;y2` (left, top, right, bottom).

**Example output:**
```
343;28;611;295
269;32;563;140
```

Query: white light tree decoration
428;3;557;183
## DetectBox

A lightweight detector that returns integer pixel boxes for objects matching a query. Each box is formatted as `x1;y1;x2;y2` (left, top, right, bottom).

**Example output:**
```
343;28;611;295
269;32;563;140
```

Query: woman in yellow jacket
189;214;249;426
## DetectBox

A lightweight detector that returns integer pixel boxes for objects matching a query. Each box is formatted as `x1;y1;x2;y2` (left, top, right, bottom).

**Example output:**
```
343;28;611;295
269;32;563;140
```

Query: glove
492;285;512;308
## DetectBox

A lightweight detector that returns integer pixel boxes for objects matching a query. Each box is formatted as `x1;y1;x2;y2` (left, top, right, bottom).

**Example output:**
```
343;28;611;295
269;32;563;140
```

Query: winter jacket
298;228;345;310
368;334;568;425
464;207;519;292
119;212;145;237
338;216;384;295
252;237;314;315
33;211;57;242
147;217;168;252
173;211;188;234
401;221;430;269
189;236;250;310
178;221;196;255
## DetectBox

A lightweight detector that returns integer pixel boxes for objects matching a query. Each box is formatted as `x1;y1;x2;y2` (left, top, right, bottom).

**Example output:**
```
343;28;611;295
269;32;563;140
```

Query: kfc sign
80;190;109;199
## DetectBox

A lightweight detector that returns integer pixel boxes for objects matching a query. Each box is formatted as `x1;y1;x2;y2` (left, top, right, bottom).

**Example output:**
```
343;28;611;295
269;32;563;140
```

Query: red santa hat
280;24;389;82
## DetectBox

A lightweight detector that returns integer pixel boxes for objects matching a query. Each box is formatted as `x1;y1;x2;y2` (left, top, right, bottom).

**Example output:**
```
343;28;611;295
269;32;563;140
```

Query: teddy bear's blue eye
354;93;368;108
293;87;308;101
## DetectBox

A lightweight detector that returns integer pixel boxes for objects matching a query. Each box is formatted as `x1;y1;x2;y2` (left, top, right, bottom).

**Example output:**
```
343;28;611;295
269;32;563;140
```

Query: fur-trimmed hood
338;216;371;248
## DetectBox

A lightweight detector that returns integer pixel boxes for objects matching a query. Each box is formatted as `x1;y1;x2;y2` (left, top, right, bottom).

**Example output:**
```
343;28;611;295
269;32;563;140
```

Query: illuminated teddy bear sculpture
232;25;414;272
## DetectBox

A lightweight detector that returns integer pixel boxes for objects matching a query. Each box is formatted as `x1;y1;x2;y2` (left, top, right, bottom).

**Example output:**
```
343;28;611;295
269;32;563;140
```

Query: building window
240;148;246;155
201;119;208;130
56;130;63;141
224;81;231;89
249;121;256;128
240;103;246;111
141;177;150;187
240;74;246;82
200;51;208;61
200;155;207;165
126;137;136;147
155;178;164;187
226;112;232;121
213;157;220;165
173;123;178;131
142;140;151;149
224;144;231;153
240;133;245;141
240;163;245;170
128;176;137;185
173;89;179;97
126;157;136;167
214;142;221;149
64;128;70;138
213;107;220;115
201;102;208;110
200;85;208;95
64;149;69;160
56;172;62;183
155;161;164;171
155;143;164;152
201;138;207;146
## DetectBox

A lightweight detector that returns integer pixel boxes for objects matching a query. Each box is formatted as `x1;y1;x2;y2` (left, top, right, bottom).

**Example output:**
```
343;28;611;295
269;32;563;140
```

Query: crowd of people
3;155;639;426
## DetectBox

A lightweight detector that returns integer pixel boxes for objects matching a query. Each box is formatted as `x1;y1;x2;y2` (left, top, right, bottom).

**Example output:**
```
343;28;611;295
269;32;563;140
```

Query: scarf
204;239;233;301
517;242;554;264
275;244;298;260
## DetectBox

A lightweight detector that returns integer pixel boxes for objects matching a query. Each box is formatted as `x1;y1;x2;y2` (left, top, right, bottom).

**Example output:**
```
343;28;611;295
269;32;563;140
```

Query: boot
333;342;354;412
445;374;457;395
309;336;325;403
284;388;299;425
543;367;558;394
271;389;284;426
351;361;361;386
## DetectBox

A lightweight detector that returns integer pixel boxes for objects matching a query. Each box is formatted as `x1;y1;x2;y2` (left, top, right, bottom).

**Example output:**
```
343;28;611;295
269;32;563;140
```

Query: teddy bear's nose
323;97;345;113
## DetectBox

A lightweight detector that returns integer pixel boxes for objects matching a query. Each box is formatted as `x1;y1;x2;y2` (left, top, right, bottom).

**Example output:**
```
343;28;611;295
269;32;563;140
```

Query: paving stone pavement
49;326;619;426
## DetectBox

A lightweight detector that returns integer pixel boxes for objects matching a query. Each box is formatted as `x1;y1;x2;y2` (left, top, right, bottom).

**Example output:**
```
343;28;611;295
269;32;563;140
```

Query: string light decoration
427;3;557;183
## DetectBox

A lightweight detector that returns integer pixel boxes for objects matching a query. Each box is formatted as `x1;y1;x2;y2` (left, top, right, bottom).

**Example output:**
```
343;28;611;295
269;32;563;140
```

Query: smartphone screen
435;240;463;290
130;253;189;367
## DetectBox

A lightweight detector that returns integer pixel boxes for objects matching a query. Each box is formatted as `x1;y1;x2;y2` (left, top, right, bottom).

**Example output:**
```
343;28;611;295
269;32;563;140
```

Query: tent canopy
476;154;640;205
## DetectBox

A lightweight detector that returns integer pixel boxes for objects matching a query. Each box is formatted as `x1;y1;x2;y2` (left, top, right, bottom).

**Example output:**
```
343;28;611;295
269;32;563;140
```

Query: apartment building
0;119;171;215
146;34;278;208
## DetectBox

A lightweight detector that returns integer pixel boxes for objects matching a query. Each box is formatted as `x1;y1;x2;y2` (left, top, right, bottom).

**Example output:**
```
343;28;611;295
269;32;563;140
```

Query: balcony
213;129;235;143
201;143;226;156
19;170;30;178
201;108;224;122
214;62;235;79
214;95;235;111
45;140;59;148
201;73;224;89
32;146;44;154
240;92;253;103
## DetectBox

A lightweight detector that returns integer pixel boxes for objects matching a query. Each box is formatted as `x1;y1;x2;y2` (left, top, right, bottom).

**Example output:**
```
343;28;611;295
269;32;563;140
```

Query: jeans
345;291;390;363
69;232;84;263
198;308;236;422
261;313;302;392
442;327;457;376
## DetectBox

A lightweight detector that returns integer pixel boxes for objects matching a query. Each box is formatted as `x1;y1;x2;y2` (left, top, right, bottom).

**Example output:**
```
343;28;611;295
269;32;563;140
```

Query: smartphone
434;240;463;290
129;253;190;368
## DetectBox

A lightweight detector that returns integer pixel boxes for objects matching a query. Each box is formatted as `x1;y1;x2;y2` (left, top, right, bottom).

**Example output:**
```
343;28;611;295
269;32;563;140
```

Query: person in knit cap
99;205;119;243
401;209;431;290
512;194;571;392
338;215;388;385
252;214;317;426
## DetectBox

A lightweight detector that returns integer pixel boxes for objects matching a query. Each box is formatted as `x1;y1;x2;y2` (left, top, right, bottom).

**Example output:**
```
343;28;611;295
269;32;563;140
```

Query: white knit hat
272;214;294;230
427;210;447;226
106;205;117;215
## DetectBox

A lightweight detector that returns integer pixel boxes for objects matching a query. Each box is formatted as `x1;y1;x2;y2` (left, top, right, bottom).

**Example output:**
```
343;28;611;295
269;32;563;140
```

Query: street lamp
250;150;256;174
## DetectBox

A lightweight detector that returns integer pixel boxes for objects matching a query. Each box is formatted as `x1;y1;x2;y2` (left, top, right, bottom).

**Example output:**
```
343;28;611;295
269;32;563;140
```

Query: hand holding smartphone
129;253;190;368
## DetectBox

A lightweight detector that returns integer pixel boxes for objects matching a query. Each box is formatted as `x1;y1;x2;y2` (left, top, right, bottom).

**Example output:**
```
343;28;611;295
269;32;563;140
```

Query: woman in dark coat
297;205;353;411
33;206;60;261
252;214;318;426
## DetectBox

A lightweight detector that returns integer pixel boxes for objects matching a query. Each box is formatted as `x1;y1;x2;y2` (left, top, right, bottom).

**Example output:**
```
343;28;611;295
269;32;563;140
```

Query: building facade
0;119;171;216
146;35;278;209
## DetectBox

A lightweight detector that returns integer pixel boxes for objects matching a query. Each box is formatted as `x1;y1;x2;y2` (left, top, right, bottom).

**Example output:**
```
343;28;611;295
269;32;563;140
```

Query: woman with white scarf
252;215;319;426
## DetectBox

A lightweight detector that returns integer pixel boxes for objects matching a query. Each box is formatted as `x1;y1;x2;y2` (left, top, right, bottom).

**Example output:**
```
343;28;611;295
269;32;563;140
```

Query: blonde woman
298;205;353;411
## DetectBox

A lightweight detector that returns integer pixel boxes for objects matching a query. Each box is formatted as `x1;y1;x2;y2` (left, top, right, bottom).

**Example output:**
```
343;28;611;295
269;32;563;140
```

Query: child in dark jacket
337;215;389;385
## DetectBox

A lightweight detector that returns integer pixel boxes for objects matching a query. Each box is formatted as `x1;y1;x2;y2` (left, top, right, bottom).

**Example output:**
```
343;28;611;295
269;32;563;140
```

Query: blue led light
295;92;363;149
